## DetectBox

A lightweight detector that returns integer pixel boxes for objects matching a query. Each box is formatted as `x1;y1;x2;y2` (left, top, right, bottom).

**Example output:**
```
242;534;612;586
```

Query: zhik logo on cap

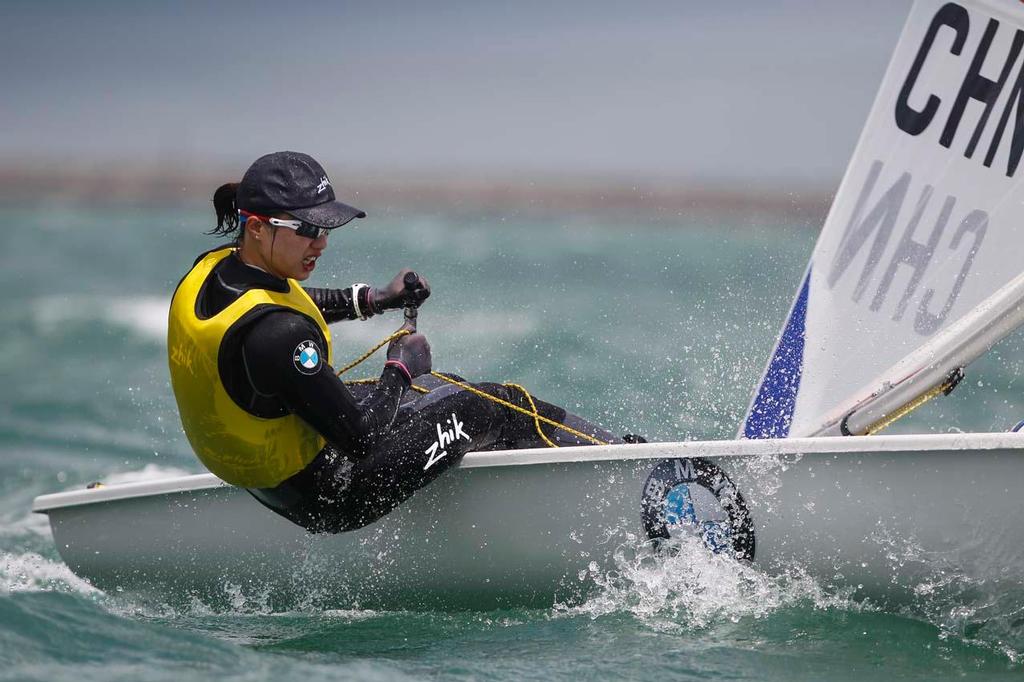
293;340;322;375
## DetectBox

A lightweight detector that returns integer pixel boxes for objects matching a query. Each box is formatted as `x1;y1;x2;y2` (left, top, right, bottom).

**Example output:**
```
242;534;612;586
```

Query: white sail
743;0;1024;438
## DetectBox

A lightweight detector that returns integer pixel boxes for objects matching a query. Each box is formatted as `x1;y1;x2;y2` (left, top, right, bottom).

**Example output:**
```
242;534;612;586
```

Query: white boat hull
33;433;1024;609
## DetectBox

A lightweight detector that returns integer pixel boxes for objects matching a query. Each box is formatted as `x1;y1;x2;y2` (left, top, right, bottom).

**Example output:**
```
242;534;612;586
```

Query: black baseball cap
236;151;366;228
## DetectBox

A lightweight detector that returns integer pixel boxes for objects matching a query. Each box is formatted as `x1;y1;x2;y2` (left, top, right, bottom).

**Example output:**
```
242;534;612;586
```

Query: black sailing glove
371;269;431;313
386;332;432;381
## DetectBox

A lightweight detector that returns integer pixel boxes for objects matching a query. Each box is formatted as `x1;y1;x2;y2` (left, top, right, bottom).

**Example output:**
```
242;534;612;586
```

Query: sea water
2;201;1023;680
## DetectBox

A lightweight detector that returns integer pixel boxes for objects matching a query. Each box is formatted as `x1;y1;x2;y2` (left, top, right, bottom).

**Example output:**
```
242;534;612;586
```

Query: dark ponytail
208;182;241;239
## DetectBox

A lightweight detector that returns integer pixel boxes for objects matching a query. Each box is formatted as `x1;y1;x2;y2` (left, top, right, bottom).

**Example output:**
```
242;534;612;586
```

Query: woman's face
249;215;329;281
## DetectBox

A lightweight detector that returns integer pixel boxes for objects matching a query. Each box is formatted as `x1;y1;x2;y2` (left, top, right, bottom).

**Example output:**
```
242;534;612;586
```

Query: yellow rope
336;328;607;446
505;383;559;448
342;376;430;394
863;376;956;435
427;373;606;446
335;330;409;376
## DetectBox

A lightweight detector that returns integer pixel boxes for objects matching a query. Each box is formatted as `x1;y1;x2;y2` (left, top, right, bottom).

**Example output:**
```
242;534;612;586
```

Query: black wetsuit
200;252;621;533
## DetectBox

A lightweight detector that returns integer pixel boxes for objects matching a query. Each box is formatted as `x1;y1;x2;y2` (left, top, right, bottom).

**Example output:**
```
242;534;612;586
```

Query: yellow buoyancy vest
167;248;333;488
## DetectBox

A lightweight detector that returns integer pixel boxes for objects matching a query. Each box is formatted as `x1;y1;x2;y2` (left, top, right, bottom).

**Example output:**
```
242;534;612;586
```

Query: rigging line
337;329;608;446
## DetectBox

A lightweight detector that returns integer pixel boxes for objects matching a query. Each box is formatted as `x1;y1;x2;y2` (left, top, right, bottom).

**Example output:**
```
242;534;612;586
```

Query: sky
1;1;913;186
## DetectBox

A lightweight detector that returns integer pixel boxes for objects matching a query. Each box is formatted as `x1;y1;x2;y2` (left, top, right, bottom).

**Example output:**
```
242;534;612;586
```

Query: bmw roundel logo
293;340;322;375
640;457;755;561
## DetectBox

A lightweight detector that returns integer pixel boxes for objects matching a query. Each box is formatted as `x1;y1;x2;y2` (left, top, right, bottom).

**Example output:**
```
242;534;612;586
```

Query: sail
743;0;1024;438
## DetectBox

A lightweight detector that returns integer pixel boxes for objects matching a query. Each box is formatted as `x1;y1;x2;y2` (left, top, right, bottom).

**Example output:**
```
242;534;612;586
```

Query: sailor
168;151;626;533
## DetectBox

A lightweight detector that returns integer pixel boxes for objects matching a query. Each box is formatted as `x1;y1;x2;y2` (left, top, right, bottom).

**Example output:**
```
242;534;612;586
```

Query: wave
555;533;859;631
32;294;170;343
100;463;195;486
27;294;540;349
555;531;1024;665
0;464;199;603
0;551;98;596
0;506;52;540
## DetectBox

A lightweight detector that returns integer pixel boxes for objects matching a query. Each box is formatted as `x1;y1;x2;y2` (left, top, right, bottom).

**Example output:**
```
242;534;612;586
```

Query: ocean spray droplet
555;534;857;630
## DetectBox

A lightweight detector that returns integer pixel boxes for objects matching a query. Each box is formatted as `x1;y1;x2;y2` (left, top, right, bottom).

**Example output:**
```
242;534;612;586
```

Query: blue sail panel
742;269;810;439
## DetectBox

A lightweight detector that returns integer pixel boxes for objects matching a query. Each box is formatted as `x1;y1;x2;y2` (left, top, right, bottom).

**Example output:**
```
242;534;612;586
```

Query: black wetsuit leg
250;377;621;533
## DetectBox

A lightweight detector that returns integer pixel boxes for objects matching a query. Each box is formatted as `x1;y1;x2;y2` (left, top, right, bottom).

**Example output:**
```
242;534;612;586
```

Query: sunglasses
238;210;329;239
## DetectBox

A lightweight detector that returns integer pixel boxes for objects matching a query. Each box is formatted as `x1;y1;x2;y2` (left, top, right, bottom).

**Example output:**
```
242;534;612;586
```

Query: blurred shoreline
0;163;833;226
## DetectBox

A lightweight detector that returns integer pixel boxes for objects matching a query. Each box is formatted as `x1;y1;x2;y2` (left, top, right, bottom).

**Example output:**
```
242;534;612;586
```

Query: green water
2;202;1023;680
